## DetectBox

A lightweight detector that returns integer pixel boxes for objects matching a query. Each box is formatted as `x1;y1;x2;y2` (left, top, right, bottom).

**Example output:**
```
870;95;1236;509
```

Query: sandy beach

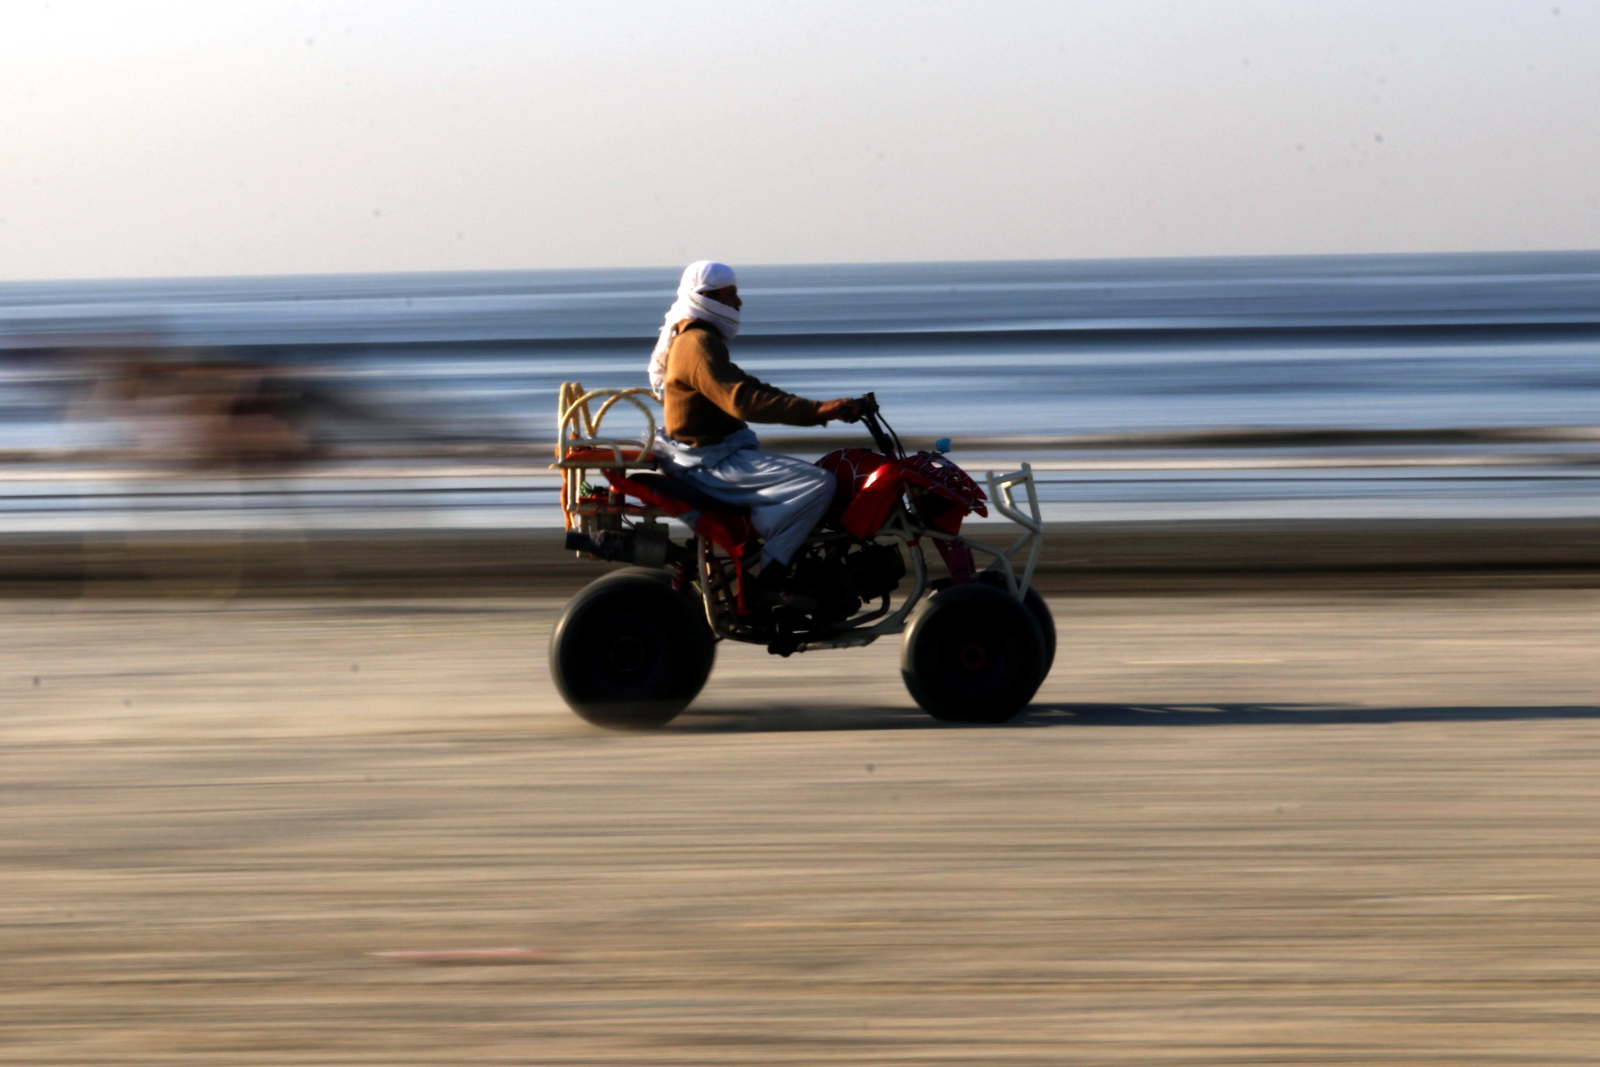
4;591;1600;1063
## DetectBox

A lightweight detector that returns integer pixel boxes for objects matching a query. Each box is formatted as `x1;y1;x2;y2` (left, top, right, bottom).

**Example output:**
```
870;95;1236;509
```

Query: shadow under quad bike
550;382;1054;729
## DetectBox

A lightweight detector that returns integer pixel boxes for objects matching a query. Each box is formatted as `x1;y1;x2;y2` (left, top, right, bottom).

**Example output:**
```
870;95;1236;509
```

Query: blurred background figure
77;350;310;469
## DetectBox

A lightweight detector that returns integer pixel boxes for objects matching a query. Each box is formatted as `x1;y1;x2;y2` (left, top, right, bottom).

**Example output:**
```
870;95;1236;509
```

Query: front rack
976;464;1044;596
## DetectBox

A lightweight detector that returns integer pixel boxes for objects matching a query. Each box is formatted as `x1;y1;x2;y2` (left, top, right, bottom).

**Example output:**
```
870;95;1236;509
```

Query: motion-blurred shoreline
4;252;1600;595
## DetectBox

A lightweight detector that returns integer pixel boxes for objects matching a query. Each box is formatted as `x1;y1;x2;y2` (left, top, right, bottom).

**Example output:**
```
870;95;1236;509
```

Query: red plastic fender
605;471;756;555
815;448;888;517
839;462;906;539
605;469;756;613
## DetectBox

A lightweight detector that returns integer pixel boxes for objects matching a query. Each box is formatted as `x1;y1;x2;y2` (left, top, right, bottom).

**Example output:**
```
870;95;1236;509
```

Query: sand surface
5;592;1600;1063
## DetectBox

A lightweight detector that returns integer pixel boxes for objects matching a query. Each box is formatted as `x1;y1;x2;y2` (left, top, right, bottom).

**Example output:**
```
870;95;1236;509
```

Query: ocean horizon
2;251;1600;529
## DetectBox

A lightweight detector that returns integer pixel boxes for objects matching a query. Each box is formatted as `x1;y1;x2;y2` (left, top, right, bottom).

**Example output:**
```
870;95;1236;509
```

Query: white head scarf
648;260;741;397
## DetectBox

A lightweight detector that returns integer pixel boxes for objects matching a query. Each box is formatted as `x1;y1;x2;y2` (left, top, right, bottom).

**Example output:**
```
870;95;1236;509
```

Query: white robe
653;428;834;568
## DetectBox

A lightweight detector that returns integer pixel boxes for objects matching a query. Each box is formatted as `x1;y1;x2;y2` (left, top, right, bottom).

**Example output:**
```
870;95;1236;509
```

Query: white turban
648;260;742;397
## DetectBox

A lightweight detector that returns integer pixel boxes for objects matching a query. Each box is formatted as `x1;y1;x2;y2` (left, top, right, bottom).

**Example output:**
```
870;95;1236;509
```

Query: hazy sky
2;1;1596;279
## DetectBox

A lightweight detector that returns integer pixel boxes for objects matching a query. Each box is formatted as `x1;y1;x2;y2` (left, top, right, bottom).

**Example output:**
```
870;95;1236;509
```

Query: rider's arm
684;330;827;426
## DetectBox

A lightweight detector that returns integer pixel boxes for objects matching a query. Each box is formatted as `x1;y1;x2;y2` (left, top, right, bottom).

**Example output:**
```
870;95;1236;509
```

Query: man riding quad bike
551;261;1053;728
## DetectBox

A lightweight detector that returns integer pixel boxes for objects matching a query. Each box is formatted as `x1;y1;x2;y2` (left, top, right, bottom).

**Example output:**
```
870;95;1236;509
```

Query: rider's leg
671;449;835;568
752;466;834;569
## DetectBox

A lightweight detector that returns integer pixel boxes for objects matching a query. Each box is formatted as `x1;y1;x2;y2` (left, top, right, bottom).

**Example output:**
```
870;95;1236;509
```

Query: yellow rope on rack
557;382;584;528
554;381;661;530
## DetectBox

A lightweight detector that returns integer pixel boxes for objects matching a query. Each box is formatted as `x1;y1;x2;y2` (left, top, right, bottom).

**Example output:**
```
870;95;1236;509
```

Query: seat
558;445;653;467
629;473;752;516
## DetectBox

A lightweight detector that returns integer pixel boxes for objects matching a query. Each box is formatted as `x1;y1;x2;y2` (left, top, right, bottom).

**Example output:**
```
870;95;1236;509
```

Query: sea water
2;252;1600;528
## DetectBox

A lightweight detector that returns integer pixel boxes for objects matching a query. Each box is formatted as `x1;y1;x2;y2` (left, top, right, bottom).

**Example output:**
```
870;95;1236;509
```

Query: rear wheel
550;568;715;729
901;582;1046;724
976;569;1056;678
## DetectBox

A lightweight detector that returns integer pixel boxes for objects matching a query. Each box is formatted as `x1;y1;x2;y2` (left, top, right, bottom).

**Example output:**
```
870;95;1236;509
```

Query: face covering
648;260;741;397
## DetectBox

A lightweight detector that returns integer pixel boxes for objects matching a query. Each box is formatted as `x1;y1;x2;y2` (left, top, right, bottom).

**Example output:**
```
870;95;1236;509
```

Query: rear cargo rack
554;382;663;531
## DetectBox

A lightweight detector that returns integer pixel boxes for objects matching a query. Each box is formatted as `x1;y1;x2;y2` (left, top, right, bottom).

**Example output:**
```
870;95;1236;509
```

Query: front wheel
901;582;1046;724
550;568;715;728
976;569;1056;679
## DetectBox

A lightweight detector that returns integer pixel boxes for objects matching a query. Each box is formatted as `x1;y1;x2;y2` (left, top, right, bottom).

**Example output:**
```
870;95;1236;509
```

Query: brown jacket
661;321;825;446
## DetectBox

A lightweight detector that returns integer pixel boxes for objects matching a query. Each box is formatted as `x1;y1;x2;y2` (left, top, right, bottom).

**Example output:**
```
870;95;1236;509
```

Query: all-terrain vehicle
550;382;1052;728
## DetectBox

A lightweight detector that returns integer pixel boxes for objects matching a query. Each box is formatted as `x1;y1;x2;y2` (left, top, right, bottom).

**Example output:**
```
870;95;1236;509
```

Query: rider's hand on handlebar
818;397;865;424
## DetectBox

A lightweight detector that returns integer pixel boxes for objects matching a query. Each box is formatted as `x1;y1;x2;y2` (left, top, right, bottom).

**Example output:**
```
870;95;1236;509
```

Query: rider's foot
746;561;819;614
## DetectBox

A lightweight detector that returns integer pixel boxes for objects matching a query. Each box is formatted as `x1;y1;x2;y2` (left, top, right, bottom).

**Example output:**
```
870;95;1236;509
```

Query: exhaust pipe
565;526;683;568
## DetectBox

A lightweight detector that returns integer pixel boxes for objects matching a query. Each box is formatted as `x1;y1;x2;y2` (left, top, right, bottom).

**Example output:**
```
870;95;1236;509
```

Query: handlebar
856;391;902;459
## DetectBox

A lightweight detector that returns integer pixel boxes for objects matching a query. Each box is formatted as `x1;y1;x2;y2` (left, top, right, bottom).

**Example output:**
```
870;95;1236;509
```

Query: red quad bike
550;382;1053;729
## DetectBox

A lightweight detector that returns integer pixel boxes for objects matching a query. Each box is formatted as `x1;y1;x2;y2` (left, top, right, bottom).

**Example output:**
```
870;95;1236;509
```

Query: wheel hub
607;635;649;674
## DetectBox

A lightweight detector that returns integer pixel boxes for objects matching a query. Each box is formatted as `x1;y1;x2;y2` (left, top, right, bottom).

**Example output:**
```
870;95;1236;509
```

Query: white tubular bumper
929;462;1044;600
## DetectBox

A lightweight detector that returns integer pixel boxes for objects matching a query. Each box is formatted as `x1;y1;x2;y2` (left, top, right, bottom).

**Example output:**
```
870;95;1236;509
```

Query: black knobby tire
975;569;1056;678
901;582;1047;724
550;568;715;729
